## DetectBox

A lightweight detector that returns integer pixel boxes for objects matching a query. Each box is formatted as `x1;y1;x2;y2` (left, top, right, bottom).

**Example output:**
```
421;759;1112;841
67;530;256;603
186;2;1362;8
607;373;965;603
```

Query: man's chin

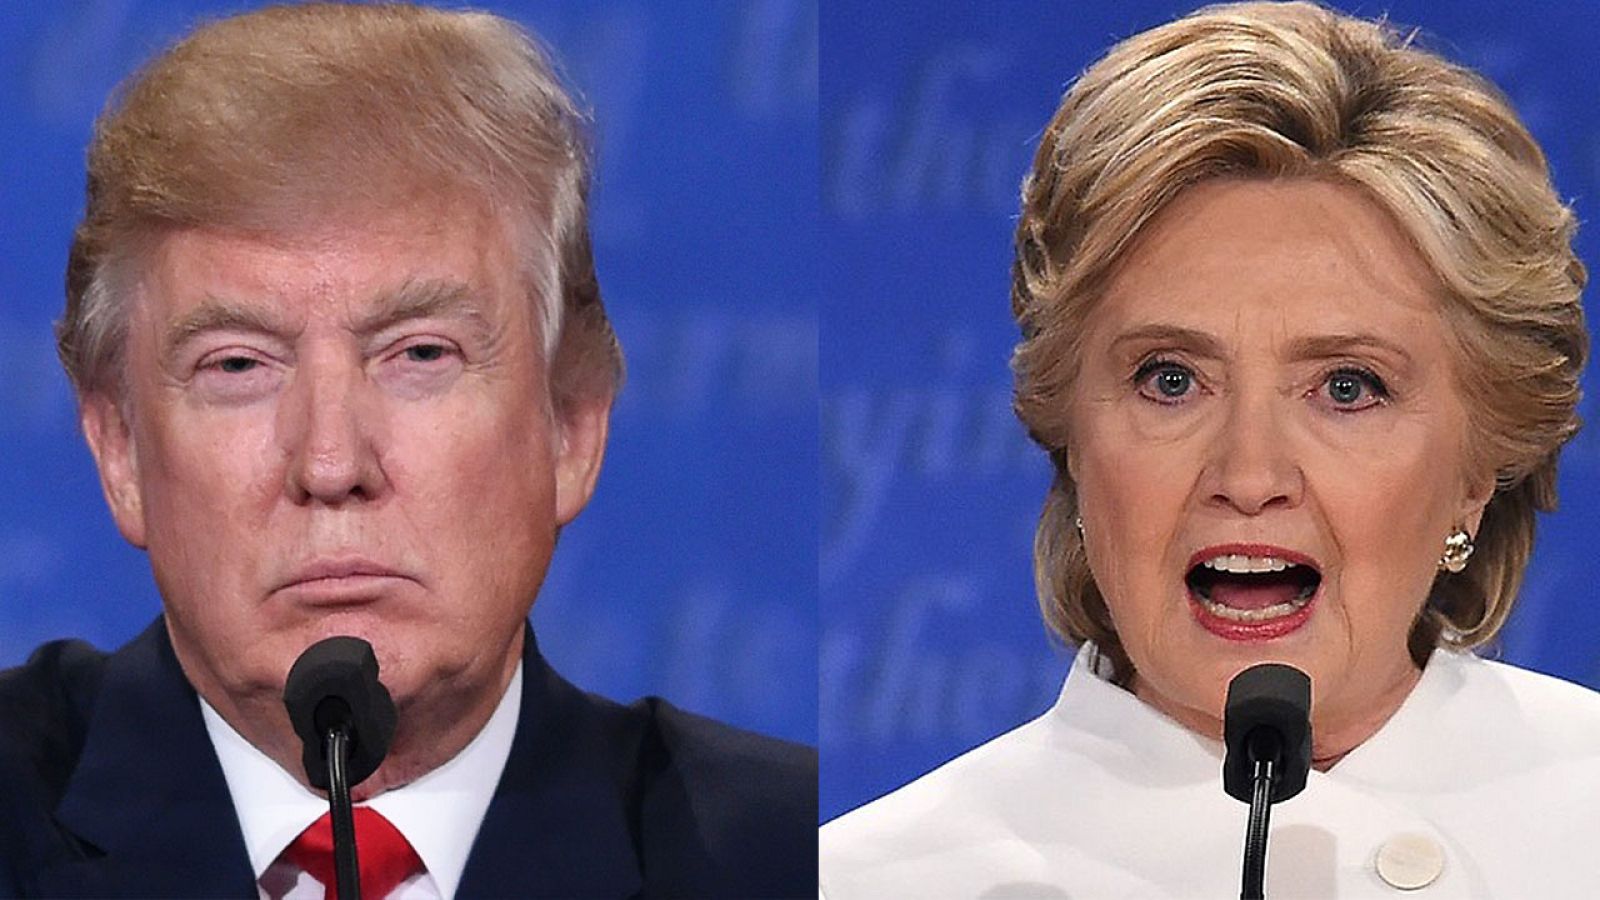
196;620;519;724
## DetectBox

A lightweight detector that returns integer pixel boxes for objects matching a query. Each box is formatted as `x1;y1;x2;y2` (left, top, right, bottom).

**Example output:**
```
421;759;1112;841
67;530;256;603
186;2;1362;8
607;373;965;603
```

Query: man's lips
274;558;414;605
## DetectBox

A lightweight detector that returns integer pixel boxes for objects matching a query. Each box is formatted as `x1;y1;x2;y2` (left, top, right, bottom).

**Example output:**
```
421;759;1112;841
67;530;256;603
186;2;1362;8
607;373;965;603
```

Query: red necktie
281;807;424;899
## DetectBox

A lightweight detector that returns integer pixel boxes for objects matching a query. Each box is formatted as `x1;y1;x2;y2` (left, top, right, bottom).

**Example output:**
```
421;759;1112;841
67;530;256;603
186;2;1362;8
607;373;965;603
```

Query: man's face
84;199;608;737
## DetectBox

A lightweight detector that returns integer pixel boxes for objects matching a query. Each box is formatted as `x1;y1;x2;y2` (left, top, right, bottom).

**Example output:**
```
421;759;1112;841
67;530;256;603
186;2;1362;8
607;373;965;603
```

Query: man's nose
281;356;387;505
1199;389;1303;516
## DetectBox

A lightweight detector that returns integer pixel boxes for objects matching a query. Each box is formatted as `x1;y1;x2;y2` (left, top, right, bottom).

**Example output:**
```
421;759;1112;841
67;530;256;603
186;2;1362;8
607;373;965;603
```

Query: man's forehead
136;215;520;338
157;277;499;346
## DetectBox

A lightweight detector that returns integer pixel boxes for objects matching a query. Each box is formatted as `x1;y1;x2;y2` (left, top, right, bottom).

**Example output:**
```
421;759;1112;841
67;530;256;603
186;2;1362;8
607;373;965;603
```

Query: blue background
0;1;817;747
9;0;1600;827
820;0;1600;822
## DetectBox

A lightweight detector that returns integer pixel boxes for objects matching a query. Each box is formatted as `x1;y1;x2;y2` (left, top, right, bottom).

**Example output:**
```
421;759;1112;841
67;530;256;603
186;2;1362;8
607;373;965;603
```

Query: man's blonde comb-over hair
59;2;623;417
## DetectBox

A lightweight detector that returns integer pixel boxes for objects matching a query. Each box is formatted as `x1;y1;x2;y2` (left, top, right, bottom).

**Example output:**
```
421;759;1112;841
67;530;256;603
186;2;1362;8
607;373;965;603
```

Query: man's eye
215;356;260;374
192;352;279;403
403;344;449;363
1133;359;1196;403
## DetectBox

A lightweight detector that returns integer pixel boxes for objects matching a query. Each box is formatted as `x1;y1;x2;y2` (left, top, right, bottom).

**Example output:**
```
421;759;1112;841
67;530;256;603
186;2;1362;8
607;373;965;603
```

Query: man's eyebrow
1109;324;1228;359
164;279;498;354
351;278;497;340
164;299;293;354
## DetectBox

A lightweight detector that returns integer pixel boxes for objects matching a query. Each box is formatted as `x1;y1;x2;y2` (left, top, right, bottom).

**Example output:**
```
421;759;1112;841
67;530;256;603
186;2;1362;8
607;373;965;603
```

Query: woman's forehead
1089;178;1446;343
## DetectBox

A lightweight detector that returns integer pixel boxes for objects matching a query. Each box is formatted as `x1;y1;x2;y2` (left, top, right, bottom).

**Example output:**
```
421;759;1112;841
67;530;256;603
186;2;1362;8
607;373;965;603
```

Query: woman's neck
1128;658;1425;772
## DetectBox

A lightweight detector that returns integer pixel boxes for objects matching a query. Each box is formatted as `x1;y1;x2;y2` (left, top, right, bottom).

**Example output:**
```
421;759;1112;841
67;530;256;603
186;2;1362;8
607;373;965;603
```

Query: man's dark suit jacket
0;618;817;898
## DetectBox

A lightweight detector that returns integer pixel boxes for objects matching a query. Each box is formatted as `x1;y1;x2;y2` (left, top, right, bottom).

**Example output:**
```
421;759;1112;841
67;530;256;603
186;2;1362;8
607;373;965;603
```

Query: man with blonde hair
0;4;815;897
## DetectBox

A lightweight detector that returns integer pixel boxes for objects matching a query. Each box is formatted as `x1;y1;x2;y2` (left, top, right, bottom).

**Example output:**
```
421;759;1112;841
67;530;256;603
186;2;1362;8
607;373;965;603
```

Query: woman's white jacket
820;646;1600;898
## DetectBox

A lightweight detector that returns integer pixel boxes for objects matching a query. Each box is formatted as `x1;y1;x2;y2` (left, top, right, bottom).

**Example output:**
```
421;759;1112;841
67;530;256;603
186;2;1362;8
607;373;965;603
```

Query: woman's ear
1459;466;1496;537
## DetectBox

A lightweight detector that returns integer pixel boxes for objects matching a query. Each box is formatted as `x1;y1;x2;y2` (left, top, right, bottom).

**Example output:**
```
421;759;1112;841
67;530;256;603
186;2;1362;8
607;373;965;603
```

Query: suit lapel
457;627;644;898
34;620;643;897
35;619;257;898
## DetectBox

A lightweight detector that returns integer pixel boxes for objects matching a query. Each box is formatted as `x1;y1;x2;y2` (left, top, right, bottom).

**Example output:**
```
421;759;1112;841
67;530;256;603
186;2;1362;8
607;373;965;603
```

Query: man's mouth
1184;548;1321;638
274;556;415;606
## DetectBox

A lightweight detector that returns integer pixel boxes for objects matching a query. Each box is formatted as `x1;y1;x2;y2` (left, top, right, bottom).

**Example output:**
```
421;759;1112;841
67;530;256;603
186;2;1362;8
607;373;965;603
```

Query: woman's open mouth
1184;549;1321;640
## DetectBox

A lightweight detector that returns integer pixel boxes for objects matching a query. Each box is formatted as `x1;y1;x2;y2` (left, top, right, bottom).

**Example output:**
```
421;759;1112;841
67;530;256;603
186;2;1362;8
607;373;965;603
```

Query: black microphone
283;637;398;900
284;636;397;789
1223;663;1312;900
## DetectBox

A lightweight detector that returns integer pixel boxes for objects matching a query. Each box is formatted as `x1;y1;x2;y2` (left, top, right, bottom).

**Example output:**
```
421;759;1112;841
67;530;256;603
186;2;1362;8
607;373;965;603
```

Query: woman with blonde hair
821;2;1600;895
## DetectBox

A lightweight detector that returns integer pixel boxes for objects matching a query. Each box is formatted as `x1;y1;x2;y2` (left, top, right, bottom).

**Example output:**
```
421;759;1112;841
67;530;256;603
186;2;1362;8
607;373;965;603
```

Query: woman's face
1068;178;1492;761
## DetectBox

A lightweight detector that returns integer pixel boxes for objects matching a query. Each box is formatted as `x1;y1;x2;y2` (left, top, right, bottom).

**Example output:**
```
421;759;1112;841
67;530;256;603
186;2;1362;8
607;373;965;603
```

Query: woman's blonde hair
58;2;622;418
1010;1;1587;682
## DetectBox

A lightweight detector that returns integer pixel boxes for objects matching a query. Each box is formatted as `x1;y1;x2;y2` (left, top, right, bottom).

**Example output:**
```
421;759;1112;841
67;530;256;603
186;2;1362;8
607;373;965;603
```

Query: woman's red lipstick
1186;544;1320;642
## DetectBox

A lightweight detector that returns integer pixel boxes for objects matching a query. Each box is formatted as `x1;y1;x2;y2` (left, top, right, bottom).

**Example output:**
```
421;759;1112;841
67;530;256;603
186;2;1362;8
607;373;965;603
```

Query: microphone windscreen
1222;662;1311;804
283;636;398;789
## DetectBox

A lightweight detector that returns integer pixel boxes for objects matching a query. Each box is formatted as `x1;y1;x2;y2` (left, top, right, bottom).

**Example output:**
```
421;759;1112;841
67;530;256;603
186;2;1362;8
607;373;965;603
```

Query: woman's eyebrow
1110;324;1228;359
1284;333;1415;366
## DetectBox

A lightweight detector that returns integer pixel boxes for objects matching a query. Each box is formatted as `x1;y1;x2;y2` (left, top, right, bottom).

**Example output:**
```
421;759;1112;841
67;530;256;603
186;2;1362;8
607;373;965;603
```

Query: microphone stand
1222;663;1312;900
325;727;362;900
1240;746;1276;900
284;637;395;900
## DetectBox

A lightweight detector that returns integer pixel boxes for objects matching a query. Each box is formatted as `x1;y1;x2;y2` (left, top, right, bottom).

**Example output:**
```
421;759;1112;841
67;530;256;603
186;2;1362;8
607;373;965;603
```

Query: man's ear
553;393;612;526
80;394;148;548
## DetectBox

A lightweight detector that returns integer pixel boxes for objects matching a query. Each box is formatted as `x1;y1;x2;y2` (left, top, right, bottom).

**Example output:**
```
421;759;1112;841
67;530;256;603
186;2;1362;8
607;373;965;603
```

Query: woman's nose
1200;391;1303;516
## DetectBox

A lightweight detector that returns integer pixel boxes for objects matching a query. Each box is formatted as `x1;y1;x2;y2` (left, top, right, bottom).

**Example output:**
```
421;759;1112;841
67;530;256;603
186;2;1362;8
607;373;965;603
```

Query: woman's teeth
1202;554;1292;573
1189;554;1321;622
1197;594;1312;621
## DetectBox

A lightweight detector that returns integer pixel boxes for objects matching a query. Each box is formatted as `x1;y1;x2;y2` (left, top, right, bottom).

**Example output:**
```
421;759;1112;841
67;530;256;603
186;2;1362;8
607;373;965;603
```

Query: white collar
200;663;522;900
1054;643;1470;785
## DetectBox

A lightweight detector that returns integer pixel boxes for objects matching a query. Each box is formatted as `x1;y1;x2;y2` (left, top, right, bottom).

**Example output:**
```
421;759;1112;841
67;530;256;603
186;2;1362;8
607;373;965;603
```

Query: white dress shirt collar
820;642;1600;898
200;662;522;900
1056;642;1470;786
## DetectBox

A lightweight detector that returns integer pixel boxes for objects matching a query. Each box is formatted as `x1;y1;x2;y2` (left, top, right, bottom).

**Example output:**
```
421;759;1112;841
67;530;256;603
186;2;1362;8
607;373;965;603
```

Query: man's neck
201;660;525;898
189;636;524;801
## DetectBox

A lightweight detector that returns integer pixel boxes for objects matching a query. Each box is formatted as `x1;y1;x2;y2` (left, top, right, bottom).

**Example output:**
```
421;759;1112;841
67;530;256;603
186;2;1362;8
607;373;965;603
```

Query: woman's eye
1155;369;1191;397
1321;367;1388;409
1134;360;1196;403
